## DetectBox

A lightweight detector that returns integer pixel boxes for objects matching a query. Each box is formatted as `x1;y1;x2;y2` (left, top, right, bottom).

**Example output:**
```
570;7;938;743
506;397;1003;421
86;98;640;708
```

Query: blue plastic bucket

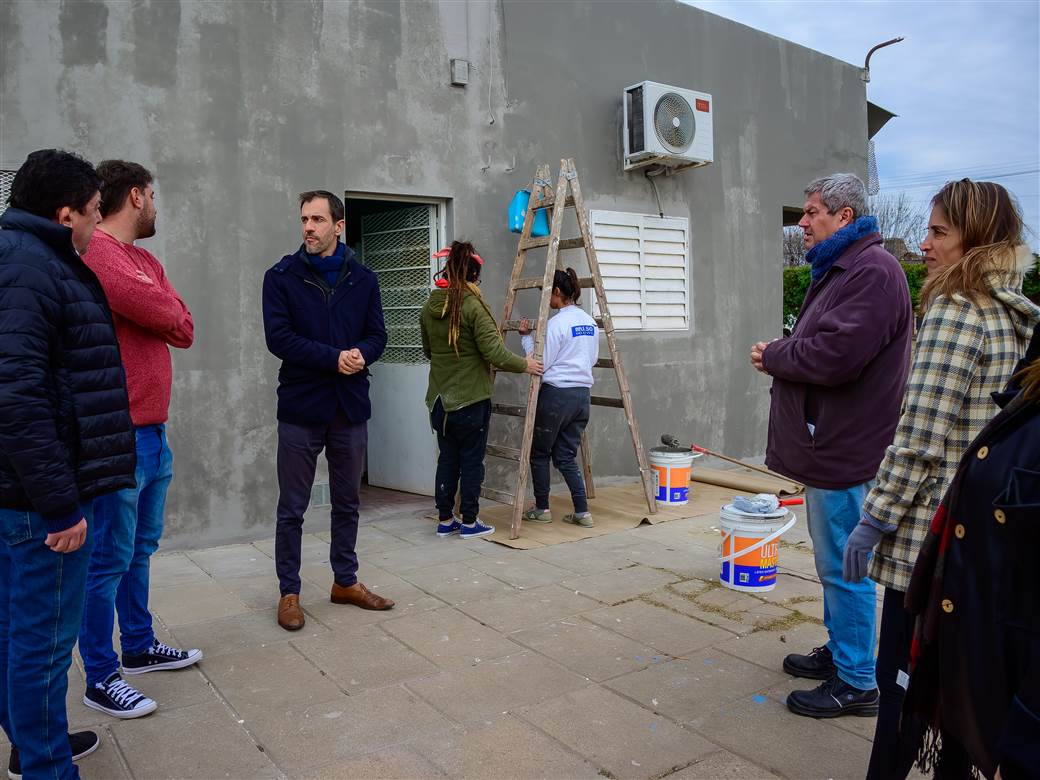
508;190;550;236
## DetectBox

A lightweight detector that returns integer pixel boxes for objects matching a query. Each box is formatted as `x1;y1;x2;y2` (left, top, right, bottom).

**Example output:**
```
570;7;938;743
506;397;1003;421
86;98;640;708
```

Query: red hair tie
433;246;483;265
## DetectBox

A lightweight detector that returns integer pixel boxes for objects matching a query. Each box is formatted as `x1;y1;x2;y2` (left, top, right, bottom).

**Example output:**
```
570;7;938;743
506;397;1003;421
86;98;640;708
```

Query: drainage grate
310;482;330;508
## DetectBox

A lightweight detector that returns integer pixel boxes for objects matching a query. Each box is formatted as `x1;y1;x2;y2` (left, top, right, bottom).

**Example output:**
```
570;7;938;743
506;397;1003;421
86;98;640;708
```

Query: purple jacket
763;233;912;489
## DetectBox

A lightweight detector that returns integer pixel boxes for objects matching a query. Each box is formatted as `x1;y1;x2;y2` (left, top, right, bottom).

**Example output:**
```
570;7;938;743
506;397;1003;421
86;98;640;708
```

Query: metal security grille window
359;205;436;364
0;171;16;217
589;210;691;330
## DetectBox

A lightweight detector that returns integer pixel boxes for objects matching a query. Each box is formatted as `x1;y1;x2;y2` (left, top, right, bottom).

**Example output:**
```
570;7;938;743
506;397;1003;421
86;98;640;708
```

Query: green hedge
783;254;1040;325
1025;254;1040;303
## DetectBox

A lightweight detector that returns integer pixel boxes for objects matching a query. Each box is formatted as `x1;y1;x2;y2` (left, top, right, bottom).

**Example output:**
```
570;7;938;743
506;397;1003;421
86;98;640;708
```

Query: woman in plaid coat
843;180;1040;779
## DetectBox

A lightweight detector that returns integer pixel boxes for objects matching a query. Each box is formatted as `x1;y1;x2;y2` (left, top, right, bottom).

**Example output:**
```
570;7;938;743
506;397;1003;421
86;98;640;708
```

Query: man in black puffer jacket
0;150;135;780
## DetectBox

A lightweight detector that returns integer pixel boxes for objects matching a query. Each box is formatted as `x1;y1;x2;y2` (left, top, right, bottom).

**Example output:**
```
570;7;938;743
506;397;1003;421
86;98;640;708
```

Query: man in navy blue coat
0;150;135;778
262;191;392;631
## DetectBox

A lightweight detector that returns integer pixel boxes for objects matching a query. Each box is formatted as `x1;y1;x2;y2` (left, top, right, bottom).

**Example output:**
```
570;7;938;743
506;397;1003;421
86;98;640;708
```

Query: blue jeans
0;504;93;780
79;425;171;687
804;482;878;690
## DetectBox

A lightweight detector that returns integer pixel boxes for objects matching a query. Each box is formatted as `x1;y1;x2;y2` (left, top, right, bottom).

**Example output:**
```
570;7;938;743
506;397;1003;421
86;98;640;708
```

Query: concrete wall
0;0;868;548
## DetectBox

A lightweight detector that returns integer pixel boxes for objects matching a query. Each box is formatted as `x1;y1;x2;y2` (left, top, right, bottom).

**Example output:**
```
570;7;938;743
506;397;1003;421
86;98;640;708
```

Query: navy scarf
306;241;347;287
807;215;879;283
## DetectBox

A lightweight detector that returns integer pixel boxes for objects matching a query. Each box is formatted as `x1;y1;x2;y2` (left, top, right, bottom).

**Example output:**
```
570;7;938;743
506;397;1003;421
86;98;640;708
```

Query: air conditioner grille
654;92;695;152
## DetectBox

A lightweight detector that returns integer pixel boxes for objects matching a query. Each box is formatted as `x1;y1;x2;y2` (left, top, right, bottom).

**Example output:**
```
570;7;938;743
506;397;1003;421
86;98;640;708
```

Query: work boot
330;582;394;610
783;645;836;680
786;675;879;718
277;594;305;631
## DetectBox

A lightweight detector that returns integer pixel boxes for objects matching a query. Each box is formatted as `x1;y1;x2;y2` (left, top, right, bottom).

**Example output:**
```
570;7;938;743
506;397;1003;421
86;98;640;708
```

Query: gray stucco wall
0;0;867;548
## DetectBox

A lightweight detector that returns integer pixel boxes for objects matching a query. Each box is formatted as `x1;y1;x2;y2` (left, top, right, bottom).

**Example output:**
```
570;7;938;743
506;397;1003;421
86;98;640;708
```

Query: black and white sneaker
7;730;100;779
83;673;157;719
122;639;202;674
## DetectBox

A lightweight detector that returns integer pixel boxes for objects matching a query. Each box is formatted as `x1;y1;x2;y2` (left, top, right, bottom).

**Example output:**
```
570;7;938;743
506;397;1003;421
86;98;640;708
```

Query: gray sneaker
523;507;553;524
562;512;594;528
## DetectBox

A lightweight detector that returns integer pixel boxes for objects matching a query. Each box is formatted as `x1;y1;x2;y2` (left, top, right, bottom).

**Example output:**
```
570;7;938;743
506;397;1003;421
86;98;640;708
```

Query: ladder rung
514;276;594;290
491;403;526;417
480;486;516;505
502;317;603;332
537;195;576;209
591;395;625;408
501;320;534;333
485;444;522;461
519;236;585;251
594;358;614;369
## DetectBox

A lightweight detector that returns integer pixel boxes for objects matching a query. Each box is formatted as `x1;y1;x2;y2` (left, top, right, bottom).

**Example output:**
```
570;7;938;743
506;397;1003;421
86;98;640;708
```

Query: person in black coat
261;190;392;632
899;322;1040;779
0;150;135;779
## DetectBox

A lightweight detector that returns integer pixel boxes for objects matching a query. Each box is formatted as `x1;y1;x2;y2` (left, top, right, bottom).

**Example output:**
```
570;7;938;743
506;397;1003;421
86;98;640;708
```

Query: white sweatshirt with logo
521;305;599;388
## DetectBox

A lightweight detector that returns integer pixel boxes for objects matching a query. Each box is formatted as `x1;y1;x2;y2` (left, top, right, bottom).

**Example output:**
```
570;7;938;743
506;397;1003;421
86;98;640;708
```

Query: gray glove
843;521;884;583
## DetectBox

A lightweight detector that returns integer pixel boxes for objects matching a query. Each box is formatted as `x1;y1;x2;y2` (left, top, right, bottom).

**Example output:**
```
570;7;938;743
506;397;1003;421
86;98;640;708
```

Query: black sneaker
782;645;837;680
786;674;880;718
8;730;100;779
122;639;202;674
83;673;157;719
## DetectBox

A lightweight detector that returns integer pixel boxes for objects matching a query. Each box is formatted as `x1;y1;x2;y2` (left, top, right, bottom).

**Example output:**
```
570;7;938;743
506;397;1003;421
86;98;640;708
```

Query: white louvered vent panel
590;210;690;331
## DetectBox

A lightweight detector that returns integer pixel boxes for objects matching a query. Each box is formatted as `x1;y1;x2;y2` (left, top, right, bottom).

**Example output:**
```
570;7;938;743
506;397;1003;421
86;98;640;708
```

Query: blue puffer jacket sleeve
0;258;80;523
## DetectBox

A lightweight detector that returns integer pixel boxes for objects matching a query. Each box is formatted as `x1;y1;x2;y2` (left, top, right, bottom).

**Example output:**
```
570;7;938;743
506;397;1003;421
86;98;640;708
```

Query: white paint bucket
648;448;702;506
718;506;797;593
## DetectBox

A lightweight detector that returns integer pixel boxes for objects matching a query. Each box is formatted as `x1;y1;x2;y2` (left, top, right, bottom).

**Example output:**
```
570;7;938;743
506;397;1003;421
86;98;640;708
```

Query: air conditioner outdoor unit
623;80;714;171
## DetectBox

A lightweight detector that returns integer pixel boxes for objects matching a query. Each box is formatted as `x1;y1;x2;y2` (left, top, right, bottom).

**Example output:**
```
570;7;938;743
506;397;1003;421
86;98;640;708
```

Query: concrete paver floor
6;485;905;779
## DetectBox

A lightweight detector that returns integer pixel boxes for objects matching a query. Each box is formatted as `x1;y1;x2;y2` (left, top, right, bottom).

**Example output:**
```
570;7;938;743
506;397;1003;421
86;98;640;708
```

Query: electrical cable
645;169;665;218
487;2;495;125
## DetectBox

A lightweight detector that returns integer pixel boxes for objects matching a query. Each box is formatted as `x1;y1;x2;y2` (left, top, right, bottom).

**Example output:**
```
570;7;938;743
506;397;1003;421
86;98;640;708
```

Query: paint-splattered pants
430;398;491;523
530;384;590;514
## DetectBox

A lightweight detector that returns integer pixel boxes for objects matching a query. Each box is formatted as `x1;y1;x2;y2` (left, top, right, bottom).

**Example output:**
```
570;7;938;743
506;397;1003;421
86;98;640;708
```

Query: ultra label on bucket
720;533;779;588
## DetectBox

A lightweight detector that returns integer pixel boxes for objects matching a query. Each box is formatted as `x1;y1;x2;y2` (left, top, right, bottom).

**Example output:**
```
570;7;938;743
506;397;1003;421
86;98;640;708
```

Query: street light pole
862;37;905;83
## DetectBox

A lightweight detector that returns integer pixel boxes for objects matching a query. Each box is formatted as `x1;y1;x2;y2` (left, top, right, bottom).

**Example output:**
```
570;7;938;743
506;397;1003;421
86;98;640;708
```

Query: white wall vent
590;210;690;331
623;81;714;171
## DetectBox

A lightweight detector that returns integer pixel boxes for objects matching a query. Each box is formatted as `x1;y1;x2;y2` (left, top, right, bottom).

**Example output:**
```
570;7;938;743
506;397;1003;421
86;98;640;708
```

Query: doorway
344;193;450;496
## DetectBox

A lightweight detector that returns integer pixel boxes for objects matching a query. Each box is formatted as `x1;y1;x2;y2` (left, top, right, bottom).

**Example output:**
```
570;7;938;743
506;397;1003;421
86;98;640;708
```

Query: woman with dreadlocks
420;241;541;539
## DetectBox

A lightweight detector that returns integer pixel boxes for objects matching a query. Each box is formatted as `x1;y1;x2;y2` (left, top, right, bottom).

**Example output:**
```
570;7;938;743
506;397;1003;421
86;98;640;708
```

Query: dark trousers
431;398;491;522
275;411;366;596
868;587;917;780
868;587;973;780
530;384;590;514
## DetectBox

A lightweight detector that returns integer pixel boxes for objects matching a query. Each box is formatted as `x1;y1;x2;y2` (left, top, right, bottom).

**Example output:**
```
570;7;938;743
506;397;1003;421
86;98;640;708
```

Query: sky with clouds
684;0;1040;250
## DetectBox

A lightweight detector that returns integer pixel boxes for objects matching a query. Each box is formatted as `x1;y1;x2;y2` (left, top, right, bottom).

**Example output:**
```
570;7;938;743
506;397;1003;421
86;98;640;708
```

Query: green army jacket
420;287;527;412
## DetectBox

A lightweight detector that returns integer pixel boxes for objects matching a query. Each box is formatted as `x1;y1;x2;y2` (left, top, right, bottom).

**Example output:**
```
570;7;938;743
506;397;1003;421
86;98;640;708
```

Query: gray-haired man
750;173;912;718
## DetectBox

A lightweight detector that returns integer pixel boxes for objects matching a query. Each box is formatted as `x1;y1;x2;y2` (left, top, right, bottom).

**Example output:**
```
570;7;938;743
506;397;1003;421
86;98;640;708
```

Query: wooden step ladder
483;158;657;539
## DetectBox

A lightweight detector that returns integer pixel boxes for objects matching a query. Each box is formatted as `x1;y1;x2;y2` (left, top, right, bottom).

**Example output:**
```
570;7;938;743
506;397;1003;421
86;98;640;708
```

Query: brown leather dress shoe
330;581;394;610
277;594;305;631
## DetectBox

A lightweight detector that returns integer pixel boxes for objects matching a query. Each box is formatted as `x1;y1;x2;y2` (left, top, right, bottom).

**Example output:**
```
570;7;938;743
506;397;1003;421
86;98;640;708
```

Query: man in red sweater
79;161;200;719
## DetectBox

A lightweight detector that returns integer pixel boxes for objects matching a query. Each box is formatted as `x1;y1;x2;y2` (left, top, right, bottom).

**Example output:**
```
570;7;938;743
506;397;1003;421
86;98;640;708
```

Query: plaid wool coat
863;258;1040;592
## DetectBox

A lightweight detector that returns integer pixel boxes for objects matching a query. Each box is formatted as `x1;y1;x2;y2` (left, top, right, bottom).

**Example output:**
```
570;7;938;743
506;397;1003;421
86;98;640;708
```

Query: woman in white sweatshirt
518;268;600;527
